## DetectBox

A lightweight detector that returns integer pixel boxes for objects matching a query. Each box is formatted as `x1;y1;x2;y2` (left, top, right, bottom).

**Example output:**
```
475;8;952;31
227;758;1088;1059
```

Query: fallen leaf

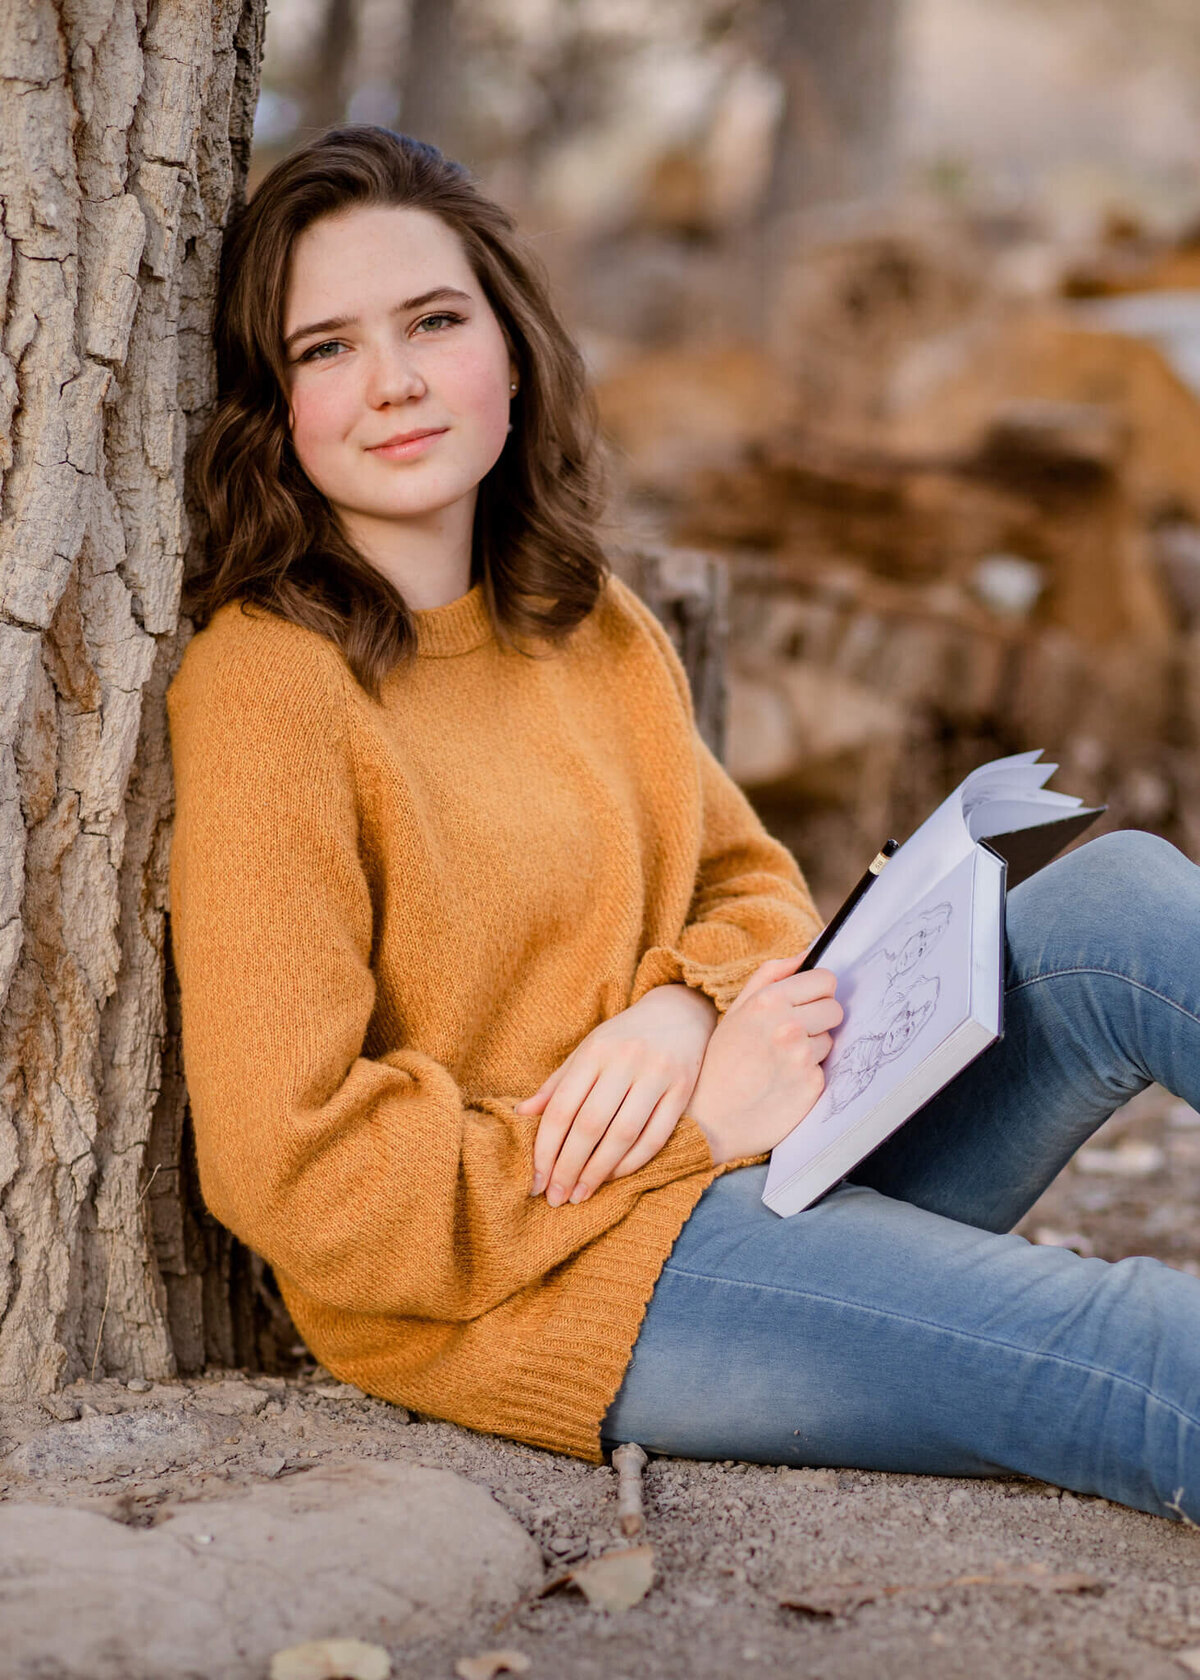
550;1544;656;1612
269;1637;391;1680
454;1652;531;1680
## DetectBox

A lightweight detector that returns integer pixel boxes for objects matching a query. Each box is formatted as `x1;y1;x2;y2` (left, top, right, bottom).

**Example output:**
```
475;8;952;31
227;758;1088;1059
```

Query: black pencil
799;839;899;972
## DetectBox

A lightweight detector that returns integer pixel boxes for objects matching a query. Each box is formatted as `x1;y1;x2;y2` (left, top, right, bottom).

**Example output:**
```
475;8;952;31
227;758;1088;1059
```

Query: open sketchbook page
817;751;1083;973
765;849;992;1210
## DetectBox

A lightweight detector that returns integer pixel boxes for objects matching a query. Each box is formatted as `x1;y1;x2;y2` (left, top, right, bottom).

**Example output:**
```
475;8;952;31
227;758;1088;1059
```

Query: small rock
126;1378;153;1394
1176;1648;1200;1675
39;1397;80;1422
194;1380;269;1418
4;1408;211;1480
312;1382;367;1402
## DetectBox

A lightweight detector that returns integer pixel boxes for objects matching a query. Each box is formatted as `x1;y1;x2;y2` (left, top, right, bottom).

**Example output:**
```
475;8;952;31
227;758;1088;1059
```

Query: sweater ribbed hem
411;584;494;658
289;1128;719;1463
483;1165;718;1461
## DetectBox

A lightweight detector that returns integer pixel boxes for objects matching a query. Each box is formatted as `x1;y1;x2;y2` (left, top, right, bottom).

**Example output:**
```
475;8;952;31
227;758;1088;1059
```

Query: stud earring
510;381;518;394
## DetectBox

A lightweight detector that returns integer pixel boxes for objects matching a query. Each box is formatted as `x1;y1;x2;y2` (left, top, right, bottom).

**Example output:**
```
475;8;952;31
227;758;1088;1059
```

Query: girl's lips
367;428;448;460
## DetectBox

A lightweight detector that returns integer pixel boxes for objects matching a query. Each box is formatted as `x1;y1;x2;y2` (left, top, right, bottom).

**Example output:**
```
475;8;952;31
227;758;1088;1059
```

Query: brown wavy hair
185;125;611;699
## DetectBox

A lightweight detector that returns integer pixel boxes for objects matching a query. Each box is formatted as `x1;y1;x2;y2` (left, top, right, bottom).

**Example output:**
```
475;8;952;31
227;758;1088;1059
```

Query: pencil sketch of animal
822;974;942;1117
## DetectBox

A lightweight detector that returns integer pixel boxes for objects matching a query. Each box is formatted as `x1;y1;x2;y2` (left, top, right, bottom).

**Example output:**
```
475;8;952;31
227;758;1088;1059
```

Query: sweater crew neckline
411;583;494;658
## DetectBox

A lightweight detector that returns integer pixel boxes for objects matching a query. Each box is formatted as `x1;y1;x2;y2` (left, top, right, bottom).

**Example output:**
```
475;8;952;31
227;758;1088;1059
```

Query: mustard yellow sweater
165;573;821;1461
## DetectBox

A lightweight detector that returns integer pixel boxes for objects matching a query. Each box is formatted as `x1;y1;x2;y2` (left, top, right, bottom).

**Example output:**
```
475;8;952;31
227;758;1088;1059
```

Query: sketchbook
762;751;1104;1217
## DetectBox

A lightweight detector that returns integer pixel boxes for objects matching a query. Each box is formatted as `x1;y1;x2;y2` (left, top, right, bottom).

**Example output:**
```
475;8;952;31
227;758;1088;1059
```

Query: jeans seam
659;1262;1198;1429
1007;966;1200;1033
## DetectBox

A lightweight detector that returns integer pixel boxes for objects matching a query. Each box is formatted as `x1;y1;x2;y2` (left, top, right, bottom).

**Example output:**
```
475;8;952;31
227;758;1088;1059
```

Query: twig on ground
613;1440;649;1537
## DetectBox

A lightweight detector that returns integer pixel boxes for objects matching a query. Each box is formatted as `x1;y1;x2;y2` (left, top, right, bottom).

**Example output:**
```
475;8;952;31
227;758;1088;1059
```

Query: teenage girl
168;124;1200;1522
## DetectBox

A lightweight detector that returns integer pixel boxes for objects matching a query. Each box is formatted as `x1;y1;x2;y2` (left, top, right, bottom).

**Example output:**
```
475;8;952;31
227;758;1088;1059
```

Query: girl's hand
686;955;843;1165
516;983;718;1206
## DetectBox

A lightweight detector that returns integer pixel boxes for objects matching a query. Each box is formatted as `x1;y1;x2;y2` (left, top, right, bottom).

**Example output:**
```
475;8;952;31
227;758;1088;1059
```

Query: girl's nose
365;347;426;407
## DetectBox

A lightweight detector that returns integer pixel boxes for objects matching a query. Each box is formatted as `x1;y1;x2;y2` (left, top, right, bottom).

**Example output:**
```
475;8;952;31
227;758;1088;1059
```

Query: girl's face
281;204;517;543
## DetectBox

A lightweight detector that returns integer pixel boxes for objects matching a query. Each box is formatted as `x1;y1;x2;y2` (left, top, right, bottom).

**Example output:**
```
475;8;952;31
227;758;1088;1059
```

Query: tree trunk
0;0;265;1396
398;0;464;162
765;0;904;217
302;0;357;135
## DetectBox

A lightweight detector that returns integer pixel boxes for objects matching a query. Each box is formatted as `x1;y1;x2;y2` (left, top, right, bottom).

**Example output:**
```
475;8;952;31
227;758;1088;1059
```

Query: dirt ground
5;1087;1200;1680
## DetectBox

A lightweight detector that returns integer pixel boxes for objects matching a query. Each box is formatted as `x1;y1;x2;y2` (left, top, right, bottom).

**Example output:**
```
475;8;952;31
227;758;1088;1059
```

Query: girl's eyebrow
283;286;473;352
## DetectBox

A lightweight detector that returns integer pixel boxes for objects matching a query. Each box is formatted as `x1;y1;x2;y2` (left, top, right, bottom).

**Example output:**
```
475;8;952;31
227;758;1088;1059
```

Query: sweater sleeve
166;624;715;1325
614;579;824;1014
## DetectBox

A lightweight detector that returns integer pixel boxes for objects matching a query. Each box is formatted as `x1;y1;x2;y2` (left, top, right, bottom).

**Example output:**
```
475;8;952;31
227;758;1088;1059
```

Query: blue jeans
601;831;1200;1522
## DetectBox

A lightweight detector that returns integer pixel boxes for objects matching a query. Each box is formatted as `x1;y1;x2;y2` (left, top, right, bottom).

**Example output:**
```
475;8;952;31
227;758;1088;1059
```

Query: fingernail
530;1172;545;1196
546;1184;566;1207
569;1183;591;1204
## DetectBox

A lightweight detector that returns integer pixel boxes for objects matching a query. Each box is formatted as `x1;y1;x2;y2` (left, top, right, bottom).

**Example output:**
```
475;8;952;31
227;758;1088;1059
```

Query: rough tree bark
0;0;265;1396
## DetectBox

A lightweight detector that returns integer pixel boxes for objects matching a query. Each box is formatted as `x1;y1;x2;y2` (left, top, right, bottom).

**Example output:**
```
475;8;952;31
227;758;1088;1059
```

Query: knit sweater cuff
629;944;772;1015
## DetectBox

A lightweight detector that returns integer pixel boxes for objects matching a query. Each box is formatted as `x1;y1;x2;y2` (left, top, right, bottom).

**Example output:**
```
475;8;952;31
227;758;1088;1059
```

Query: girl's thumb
733;952;807;1007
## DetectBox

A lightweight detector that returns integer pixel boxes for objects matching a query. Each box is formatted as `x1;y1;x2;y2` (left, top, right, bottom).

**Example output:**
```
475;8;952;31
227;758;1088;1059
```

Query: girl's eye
413;311;465;334
298;339;343;363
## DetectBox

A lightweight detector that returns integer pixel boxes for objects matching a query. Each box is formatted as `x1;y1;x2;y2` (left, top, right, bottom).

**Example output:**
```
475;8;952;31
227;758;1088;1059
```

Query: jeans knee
1006;829;1199;982
1046;830;1185;916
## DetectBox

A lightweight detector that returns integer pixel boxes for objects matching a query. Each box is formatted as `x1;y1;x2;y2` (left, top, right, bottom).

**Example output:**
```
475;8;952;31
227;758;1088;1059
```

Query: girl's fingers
772;967;839;1006
809;1030;834;1064
541;1068;643;1205
567;1082;677;1201
796;995;844;1035
604;1090;686;1183
731;953;808;1011
531;1064;599;1191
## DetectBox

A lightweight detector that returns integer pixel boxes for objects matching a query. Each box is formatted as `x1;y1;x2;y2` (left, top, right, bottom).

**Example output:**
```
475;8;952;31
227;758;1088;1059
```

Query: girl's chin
331;493;463;526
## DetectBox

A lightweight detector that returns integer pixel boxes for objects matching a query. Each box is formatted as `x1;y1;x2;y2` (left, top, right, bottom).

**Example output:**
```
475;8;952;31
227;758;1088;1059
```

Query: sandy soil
4;1087;1200;1679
